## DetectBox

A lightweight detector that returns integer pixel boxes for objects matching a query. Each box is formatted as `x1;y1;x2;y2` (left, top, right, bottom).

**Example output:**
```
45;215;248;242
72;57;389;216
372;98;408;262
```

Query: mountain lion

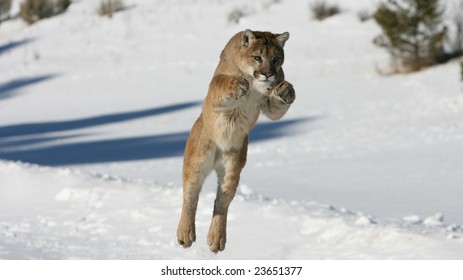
177;29;296;253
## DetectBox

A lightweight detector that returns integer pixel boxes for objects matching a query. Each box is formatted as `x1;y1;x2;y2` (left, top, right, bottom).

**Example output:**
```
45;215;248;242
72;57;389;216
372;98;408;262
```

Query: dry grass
310;0;340;21
20;0;71;24
98;0;124;18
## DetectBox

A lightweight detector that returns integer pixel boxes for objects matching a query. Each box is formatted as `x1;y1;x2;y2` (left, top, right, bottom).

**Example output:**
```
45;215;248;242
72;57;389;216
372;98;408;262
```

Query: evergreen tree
373;0;446;72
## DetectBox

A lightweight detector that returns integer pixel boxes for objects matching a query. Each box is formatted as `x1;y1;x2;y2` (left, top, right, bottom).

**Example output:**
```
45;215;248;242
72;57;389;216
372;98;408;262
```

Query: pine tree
373;0;446;72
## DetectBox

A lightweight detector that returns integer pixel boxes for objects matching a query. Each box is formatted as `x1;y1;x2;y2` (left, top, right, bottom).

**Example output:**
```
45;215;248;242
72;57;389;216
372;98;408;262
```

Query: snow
1;160;463;259
1;0;463;259
423;213;445;227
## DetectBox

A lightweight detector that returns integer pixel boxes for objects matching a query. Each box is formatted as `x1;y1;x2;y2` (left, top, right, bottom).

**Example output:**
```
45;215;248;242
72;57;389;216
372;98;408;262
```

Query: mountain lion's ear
242;29;256;47
275;32;290;47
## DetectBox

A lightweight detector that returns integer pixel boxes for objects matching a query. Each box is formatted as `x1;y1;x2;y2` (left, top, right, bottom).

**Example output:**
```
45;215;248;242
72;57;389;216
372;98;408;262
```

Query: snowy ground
1;0;463;259
1;160;463;259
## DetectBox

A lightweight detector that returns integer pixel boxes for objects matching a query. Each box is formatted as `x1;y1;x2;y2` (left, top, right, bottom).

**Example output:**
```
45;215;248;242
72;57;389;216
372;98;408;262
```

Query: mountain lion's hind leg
177;124;215;248
208;140;247;253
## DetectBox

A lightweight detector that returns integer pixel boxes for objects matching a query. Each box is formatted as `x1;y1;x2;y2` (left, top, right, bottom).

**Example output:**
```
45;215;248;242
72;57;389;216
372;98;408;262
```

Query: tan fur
177;29;296;253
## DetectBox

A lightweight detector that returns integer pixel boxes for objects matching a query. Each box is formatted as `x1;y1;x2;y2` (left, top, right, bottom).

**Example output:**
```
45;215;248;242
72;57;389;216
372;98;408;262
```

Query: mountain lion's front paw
230;77;249;100
274;81;295;105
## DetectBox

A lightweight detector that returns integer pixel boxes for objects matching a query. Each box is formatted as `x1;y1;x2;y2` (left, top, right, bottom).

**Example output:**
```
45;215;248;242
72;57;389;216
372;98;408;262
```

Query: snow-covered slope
1;160;462;259
1;0;463;259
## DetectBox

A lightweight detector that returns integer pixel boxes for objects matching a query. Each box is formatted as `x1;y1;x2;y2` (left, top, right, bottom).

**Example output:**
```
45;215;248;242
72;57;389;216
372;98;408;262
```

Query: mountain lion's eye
253;56;262;62
273;56;280;62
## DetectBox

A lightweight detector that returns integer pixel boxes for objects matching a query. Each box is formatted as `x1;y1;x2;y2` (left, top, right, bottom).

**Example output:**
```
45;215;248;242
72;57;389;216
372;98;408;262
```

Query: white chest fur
251;79;273;95
213;83;268;151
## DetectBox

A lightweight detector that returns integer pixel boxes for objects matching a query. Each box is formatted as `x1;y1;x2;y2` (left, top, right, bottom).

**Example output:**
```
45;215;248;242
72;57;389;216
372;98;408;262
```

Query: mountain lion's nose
264;72;274;78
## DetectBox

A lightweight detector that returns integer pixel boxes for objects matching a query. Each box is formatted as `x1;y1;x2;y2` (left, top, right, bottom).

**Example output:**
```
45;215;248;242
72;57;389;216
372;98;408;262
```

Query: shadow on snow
0;39;50;101
0;74;58;101
0;100;315;165
0;38;35;57
0;101;202;137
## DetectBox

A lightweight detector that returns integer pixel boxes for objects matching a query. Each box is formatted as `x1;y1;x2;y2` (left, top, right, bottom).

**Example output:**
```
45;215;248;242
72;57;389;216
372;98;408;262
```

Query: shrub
20;0;71;24
0;0;12;23
55;0;70;12
373;0;446;73
98;0;124;18
310;0;340;21
357;9;372;22
228;8;246;24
